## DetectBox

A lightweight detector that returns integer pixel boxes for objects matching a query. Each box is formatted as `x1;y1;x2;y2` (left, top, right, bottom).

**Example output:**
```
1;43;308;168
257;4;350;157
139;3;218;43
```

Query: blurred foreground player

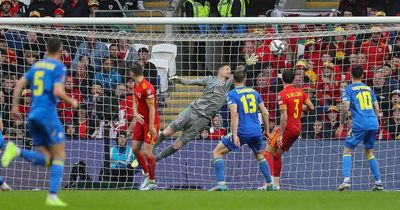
336;66;383;191
0;114;11;191
2;38;78;206
127;63;160;190
209;70;276;191
263;69;314;190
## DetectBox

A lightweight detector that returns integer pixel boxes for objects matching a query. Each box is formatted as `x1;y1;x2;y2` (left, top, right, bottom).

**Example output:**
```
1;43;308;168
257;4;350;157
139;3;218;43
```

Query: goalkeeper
154;64;232;161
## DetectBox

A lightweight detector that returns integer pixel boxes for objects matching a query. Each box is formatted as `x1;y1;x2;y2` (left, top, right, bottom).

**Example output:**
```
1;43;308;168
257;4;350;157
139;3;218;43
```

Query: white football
269;40;285;55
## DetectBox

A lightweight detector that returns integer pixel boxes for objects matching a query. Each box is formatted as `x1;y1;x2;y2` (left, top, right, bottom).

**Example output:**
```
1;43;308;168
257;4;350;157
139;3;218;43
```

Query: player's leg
364;130;383;191
132;139;150;189
0;175;11;191
154;108;190;147
140;123;159;190
263;127;280;188
46;142;67;206
209;139;231;191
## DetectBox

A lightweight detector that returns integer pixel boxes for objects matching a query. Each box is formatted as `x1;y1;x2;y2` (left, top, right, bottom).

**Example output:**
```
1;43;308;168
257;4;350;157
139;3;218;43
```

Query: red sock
263;151;274;176
135;152;148;174
273;153;282;177
146;155;156;180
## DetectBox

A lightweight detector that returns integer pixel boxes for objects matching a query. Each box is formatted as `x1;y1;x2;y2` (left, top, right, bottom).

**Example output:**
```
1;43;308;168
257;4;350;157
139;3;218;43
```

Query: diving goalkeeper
155;64;232;161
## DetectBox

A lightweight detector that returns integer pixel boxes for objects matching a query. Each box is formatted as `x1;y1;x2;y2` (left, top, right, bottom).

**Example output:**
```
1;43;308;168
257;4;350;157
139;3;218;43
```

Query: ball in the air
269;40;285;55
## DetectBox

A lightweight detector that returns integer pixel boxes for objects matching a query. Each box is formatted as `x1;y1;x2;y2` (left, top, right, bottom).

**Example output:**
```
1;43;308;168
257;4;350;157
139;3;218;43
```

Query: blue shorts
345;129;377;150
221;134;263;154
27;117;65;147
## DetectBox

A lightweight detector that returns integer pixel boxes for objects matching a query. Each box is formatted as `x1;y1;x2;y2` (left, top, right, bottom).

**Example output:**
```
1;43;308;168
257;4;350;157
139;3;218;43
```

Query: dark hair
46;38;62;55
130;63;143;76
233;69;247;83
109;43;118;49
351;65;363;79
138;47;149;54
117;131;127;138
282;69;295;84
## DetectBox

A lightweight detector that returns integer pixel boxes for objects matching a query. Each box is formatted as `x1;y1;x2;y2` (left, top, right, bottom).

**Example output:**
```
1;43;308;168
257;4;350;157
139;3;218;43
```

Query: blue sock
213;158;225;184
0;130;4;149
258;159;272;183
342;154;352;182
0;176;4;185
20;149;48;166
49;159;64;194
367;154;381;182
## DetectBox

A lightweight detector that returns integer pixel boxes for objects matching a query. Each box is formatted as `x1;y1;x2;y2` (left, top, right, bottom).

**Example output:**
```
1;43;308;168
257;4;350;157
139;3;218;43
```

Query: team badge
147;89;153;96
137;93;141;98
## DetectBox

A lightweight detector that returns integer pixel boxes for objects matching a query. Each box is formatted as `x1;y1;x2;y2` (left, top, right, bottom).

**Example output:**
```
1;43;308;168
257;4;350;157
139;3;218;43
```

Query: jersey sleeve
256;92;263;105
227;91;237;106
342;87;351;103
54;64;66;84
371;89;377;103
277;93;287;110
144;85;156;99
23;67;34;82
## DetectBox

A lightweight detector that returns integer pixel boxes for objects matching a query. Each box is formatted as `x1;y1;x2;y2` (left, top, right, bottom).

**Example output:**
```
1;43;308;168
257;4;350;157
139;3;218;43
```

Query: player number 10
356;91;373;110
240;94;257;114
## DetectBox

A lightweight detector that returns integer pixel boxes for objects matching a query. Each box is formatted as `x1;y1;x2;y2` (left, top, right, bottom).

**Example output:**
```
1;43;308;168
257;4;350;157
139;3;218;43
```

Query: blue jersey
23;58;66;119
342;82;378;131
227;86;263;137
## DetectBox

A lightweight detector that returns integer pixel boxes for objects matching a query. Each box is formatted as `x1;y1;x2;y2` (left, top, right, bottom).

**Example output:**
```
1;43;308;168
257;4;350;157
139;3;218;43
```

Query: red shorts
268;126;301;151
133;121;160;145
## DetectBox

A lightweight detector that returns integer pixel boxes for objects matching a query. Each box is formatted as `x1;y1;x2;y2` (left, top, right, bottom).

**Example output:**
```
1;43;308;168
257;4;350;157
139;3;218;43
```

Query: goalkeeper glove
245;53;259;66
169;75;182;83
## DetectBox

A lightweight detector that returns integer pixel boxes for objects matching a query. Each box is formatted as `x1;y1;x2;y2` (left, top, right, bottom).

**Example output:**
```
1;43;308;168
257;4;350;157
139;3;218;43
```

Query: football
269;39;285;55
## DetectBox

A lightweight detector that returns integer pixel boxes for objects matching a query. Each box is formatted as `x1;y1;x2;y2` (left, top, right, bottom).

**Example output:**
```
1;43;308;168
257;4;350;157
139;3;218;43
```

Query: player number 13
240;94;257;114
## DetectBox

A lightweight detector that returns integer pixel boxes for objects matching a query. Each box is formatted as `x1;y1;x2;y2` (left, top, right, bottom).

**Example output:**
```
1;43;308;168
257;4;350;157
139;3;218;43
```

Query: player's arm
258;102;270;137
339;101;350;128
229;104;240;147
146;96;157;137
170;76;207;87
11;77;29;120
127;96;142;136
54;84;78;108
303;99;315;112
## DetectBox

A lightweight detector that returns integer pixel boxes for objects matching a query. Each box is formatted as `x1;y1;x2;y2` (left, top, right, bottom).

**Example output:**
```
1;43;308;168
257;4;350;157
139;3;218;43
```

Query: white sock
344;177;350;183
48;193;58;200
16;147;21;156
218;181;226;186
375;180;382;185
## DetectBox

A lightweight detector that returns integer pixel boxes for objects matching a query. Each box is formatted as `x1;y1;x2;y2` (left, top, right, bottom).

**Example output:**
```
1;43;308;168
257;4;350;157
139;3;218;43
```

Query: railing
94;9;166;18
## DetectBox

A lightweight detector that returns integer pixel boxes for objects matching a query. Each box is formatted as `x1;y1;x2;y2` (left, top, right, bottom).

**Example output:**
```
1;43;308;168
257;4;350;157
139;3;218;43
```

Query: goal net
1;17;400;191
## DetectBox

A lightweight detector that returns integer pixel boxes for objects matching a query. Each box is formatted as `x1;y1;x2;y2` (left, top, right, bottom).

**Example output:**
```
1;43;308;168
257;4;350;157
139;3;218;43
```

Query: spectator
54;7;64;17
0;35;17;65
73;61;94;96
323;106;340;139
316;62;341;106
13;118;25;139
301;84;320;135
199;126;210;140
58;76;84;123
255;71;277;118
0;0;16;17
79;55;95;73
114;84;134;132
94;58;123;91
88;0;98;17
1;73;16;129
62;0;89;17
293;74;303;88
360;27;390;69
18;89;30;117
339;0;367;16
372;70;390;114
76;105;89;139
71;35;109;71
23;32;45;59
28;10;40;17
27;0;57;17
97;0;123;17
109;43;130;81
10;0;28;17
136;48;158;91
65;123;78;140
209;114;227;140
110;131;135;182
18;51;38;77
387;89;400;117
294;59;317;86
388;104;400;140
383;64;399;90
307;120;323;140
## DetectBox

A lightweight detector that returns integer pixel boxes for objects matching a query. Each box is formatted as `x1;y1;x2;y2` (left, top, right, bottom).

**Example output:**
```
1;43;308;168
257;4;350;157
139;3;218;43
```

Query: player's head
217;64;231;79
232;69;247;85
46;38;63;59
351;65;363;80
129;63;144;82
282;69;295;84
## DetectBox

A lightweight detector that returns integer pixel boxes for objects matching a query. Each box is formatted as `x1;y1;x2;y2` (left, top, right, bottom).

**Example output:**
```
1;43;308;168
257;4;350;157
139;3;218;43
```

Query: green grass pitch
0;190;399;210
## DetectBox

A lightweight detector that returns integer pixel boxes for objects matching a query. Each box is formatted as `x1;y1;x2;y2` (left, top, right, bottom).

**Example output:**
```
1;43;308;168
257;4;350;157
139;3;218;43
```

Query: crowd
1;0;400;143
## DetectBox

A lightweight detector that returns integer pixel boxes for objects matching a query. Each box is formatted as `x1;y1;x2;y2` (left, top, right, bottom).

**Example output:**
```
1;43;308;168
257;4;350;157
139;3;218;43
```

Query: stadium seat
151;44;177;76
148;58;169;92
297;44;305;59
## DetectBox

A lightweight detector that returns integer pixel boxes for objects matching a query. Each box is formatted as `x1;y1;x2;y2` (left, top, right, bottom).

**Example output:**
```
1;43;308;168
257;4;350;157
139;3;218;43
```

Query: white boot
0;182;11;191
137;1;145;10
273;177;280;190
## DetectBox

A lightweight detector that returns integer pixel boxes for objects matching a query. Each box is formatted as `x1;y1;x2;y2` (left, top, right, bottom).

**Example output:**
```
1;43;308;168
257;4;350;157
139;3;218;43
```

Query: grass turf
0;190;399;210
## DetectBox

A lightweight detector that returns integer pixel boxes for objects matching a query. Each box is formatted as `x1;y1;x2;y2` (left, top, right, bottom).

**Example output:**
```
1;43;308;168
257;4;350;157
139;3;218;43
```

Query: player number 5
33;71;45;96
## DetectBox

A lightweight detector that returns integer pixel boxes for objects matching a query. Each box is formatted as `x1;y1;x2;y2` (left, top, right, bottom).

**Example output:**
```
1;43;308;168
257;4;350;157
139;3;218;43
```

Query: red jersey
116;95;134;131
209;127;227;140
278;85;310;132
133;79;160;124
360;41;389;68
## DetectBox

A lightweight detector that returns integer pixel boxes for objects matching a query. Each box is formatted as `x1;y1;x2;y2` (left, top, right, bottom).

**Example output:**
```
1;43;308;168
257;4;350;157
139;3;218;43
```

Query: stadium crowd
1;0;400;144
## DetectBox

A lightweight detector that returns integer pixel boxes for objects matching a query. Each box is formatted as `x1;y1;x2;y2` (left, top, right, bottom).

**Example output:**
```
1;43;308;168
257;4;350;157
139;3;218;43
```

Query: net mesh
1;21;400;190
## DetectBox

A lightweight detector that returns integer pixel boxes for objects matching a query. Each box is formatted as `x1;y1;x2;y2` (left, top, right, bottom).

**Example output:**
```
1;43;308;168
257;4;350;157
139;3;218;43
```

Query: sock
49;158;64;194
273;153;282;177
258;158;272;183
213;158;225;183
342;154;352;182
146;155;156;181
135;152;149;174
154;131;166;147
155;145;178;161
263;151;274;176
0;176;4;185
367;154;381;182
20;149;48;166
0;130;4;149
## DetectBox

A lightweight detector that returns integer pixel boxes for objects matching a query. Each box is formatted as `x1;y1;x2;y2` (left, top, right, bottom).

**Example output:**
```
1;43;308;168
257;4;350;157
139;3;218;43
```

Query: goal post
0;17;400;191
